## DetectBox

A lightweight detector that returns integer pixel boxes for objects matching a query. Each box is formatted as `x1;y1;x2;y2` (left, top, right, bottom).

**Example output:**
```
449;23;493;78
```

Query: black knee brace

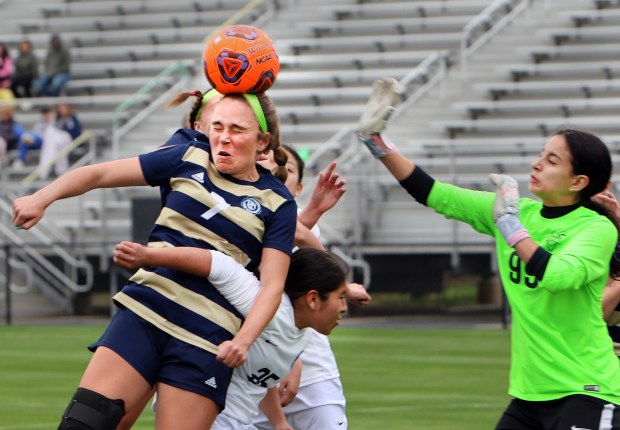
58;387;125;430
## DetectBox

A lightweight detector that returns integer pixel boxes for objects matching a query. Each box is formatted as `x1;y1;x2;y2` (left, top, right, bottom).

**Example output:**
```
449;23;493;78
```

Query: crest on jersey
241;197;262;214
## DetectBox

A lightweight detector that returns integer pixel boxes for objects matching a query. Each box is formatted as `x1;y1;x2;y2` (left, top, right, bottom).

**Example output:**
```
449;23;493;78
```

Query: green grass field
0;324;511;429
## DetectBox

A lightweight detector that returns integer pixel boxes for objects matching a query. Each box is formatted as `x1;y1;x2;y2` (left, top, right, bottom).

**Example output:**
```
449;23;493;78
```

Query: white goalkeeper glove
489;174;530;247
357;77;402;158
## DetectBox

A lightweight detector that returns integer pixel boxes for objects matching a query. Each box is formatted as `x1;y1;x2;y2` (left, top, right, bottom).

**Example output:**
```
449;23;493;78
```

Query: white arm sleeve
208;250;260;317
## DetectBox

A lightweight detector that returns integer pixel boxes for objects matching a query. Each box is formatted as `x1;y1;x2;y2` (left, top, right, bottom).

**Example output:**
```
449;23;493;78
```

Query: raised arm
298;161;346;229
13;158;146;229
295;219;325;250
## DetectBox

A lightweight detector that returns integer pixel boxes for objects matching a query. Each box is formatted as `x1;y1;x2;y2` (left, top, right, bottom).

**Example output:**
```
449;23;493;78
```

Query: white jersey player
112;242;349;429
255;145;371;429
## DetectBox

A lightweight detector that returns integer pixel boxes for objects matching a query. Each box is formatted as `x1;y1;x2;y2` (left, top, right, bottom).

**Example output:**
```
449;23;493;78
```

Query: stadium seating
319;1;492;19
7;0;620;314
36;0;250;17
0;0;493;240
451;97;620;118
298;15;475;37
516;43;620;62
560;7;620;26
495;60;620;81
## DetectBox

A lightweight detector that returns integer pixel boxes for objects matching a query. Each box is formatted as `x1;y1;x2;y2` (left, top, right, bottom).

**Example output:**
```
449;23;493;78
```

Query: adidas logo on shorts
204;377;217;388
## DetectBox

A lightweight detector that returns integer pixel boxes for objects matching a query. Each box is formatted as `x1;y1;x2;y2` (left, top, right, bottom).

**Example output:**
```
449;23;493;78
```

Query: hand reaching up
357;77;402;158
299;161;346;230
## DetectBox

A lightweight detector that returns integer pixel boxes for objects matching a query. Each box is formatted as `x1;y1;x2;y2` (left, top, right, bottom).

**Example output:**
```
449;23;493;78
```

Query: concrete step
1;289;67;320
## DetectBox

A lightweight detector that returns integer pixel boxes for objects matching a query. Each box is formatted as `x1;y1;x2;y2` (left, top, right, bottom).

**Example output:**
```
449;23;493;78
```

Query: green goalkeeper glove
489;174;530;247
357;77;402;158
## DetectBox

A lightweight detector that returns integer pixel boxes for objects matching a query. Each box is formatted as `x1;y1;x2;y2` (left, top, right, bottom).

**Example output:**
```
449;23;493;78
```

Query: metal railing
290;51;450;280
0;194;94;316
460;0;532;79
330;245;372;290
303;50;450;179
0;0;282;319
111;60;191;160
297;0;534;252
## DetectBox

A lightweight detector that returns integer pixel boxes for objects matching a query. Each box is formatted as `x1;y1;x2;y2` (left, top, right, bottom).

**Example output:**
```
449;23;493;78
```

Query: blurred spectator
33;34;71;97
12;106;53;168
55;103;82;139
0;43;14;101
35;103;83;179
0;105;24;152
11;40;39;98
11;106;74;179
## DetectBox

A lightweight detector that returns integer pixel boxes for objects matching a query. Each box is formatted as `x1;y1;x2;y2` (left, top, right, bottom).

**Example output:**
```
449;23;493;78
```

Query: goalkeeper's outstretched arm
357;78;538;262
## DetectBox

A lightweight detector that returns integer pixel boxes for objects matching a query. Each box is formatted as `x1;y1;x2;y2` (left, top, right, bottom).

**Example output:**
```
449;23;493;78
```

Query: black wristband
398;166;435;206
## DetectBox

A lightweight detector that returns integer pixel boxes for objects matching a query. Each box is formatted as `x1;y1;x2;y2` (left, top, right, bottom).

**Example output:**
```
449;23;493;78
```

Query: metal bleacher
433;0;620;144
0;0;537;315
5;0;615;315
0;0;278;317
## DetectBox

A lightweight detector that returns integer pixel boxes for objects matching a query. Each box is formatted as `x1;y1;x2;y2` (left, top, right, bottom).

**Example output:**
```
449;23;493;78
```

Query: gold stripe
154;206;250;267
205;160;288;210
114;292;219;354
181;145;288;211
128;269;242;334
170;177;265;242
146;241;174;248
182;145;210;167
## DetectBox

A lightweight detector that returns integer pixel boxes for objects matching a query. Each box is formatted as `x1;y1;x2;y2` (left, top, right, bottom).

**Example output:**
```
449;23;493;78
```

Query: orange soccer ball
203;25;280;94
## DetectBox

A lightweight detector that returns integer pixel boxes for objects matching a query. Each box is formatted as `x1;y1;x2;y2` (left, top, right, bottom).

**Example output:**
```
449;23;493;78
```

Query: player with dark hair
357;77;620;429
113;243;348;429
254;144;369;429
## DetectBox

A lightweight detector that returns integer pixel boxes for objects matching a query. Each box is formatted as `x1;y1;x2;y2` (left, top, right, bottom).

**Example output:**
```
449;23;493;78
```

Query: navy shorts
89;305;233;410
496;395;620;430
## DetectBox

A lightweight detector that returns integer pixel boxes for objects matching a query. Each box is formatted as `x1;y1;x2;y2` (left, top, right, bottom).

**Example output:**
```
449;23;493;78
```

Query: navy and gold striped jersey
113;129;297;355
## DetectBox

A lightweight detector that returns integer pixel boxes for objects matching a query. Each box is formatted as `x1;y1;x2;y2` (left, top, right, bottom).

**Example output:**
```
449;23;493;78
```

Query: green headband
195;88;220;121
242;93;268;133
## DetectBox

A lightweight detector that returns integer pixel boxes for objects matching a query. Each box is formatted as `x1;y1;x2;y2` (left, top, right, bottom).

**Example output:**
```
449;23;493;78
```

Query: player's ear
294;182;303;197
570;174;589;192
305;290;320;310
257;132;271;152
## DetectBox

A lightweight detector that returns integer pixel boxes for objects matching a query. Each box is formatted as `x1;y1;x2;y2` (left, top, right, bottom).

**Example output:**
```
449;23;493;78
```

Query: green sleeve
427;181;497;236
540;217;617;292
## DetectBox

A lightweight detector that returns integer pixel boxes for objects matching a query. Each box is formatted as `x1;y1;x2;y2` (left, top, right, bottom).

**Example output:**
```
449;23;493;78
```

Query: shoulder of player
256;174;296;201
154;128;209;151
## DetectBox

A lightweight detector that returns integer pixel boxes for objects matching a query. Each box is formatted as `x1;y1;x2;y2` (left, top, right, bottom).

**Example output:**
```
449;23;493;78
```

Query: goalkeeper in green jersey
358;77;620;429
